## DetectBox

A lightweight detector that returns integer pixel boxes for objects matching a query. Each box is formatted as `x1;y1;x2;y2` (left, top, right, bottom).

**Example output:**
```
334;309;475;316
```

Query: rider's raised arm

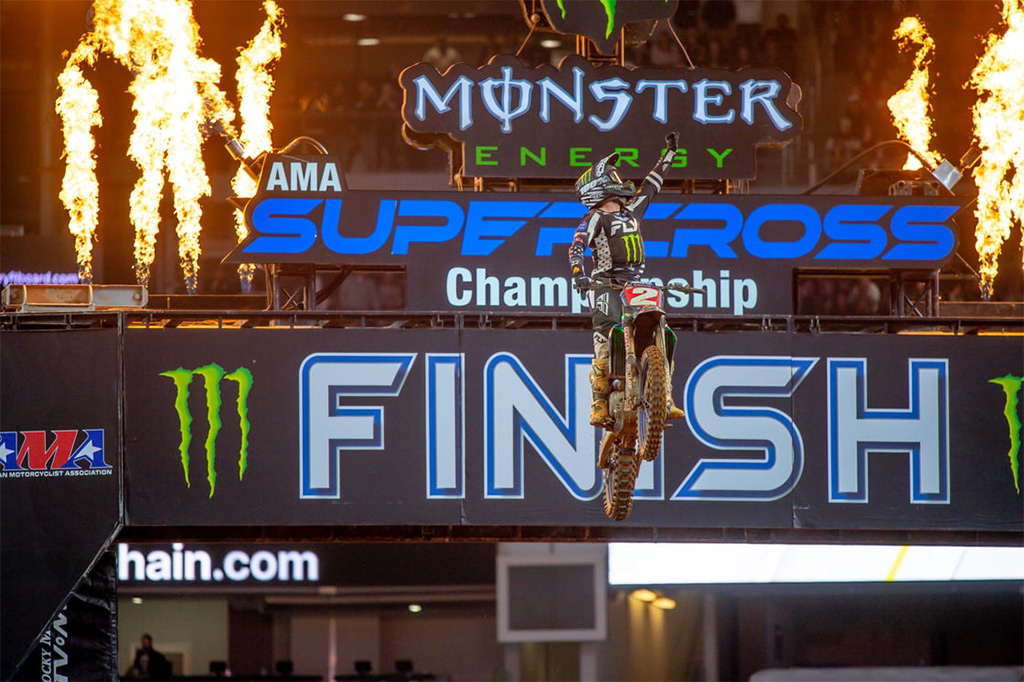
626;133;679;220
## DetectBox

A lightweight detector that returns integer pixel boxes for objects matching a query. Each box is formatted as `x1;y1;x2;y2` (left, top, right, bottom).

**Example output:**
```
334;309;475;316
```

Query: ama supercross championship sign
228;155;965;316
122;327;1023;532
400;55;801;180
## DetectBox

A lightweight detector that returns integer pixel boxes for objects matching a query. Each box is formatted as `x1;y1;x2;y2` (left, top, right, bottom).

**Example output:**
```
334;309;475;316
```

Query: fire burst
56;0;280;294
887;16;940;171
55;40;102;283
970;0;1024;298
231;0;286;288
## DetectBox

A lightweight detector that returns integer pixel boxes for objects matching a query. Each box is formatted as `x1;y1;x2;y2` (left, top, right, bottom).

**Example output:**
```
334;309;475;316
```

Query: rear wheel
602;441;639;521
638;344;668;462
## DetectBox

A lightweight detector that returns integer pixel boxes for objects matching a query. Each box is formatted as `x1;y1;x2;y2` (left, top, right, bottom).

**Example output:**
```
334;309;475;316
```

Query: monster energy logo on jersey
991;374;1023;494
622;233;643;264
161;364;253;497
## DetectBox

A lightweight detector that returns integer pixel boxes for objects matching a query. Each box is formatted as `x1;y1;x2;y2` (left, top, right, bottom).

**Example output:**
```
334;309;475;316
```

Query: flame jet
56;0;239;293
887;16;940;171
231;0;286;288
55;40;103;283
90;0;235;292
970;0;1024;298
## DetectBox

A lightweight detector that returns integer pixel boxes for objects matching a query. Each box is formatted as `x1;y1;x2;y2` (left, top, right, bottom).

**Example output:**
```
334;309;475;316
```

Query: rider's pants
590;282;622;360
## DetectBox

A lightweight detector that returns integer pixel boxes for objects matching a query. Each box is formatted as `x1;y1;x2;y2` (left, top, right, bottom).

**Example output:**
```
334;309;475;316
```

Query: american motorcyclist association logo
990;374;1022;494
160;364;253;497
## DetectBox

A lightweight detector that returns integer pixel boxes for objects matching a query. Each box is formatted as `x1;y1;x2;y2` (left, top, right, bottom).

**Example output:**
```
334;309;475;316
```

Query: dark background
1;1;1021;302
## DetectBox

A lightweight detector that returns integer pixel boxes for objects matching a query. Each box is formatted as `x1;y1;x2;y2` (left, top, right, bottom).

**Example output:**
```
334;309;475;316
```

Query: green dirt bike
592;281;704;520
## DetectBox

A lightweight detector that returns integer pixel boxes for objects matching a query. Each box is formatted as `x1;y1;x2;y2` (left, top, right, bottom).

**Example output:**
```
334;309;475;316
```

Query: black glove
665;131;680;152
573;274;592;293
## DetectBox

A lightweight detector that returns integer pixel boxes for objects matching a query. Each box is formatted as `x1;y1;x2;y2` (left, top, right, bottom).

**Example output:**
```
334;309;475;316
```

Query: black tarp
11;550;119;681
0;330;122;679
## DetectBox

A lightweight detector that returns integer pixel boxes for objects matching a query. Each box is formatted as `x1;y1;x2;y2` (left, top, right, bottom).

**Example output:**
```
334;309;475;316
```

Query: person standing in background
126;633;170;680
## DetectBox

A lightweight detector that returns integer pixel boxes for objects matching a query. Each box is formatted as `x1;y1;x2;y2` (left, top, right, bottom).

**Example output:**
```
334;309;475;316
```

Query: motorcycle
589;281;705;520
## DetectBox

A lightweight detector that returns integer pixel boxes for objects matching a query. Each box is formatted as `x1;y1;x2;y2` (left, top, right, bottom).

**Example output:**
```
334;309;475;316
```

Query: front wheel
602;441;639;521
638;344;668;462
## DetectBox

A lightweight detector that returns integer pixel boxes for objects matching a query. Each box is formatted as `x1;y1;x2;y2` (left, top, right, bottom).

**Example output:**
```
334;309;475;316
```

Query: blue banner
227;156;967;315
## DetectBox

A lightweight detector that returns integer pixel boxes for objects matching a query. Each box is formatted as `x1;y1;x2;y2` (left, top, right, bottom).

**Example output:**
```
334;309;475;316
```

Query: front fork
617;318;678;411
600;319;678;470
609;321;675;395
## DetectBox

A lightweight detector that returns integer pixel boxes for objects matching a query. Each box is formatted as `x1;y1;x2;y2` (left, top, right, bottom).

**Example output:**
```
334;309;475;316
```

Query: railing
2;309;1022;335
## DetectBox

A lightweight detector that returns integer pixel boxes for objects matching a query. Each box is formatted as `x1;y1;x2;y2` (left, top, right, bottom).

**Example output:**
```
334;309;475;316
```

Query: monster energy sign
400;55;801;180
991;374;1023;494
160;364;253;497
524;0;680;55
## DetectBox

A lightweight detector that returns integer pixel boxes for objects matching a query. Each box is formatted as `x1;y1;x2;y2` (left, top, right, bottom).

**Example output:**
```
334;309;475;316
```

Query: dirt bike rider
569;132;685;427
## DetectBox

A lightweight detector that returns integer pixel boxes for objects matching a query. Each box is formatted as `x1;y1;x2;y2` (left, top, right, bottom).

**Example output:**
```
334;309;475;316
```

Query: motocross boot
589;358;613;427
666;360;686;420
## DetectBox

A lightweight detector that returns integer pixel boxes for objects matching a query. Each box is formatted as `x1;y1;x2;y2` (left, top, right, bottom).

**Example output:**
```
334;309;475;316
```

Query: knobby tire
602;441;639;521
638;344;668;462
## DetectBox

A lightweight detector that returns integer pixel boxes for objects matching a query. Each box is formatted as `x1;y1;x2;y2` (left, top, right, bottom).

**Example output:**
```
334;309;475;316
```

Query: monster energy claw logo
990;374;1023;494
555;0;618;38
622;233;643;264
161;364;253;497
548;0;675;46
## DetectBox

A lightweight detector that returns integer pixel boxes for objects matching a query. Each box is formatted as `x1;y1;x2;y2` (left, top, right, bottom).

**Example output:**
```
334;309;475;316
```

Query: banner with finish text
122;327;1023;531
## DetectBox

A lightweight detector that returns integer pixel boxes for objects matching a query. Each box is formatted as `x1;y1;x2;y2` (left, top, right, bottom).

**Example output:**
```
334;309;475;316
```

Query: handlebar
664;282;708;296
580;280;708;296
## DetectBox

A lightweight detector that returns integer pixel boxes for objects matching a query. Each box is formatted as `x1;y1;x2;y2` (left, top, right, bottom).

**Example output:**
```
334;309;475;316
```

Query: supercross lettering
238;195;960;265
160;364;253;497
0;429;109;478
